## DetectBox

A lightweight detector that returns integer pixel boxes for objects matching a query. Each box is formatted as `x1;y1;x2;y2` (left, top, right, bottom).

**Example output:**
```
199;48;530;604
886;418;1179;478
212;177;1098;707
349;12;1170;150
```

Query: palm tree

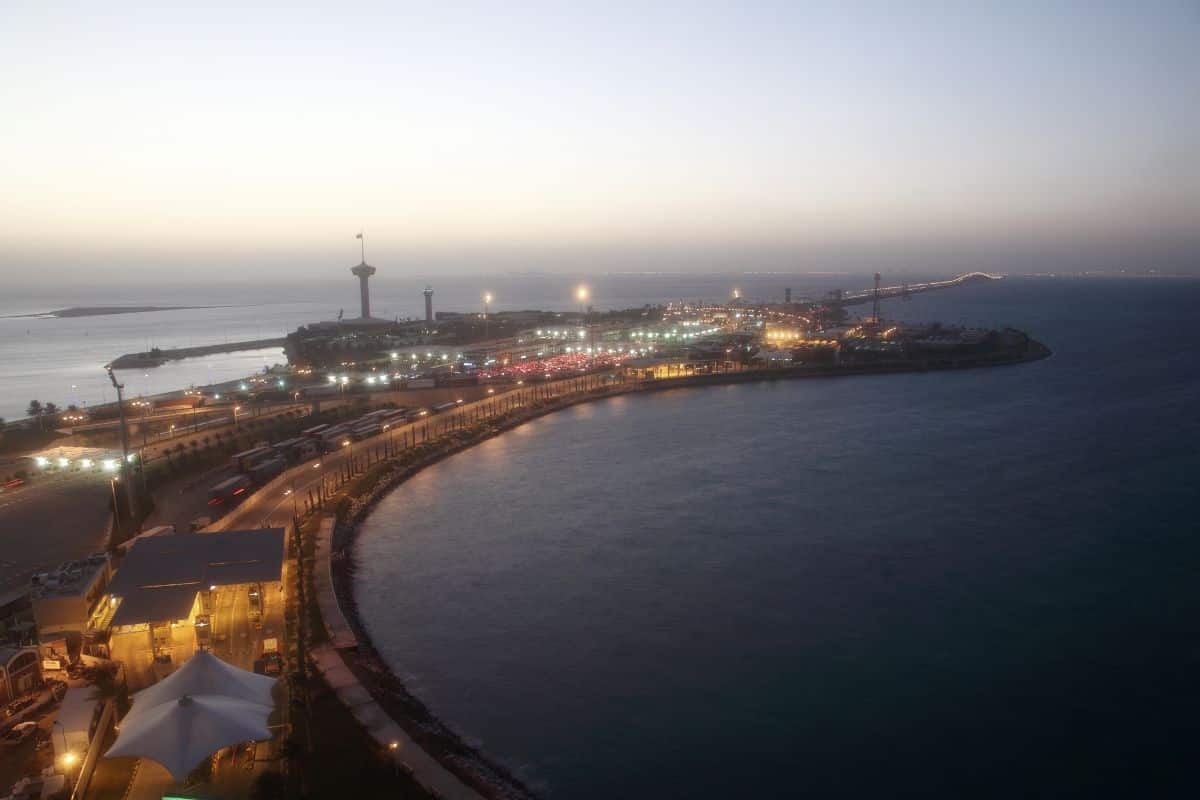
26;400;43;431
44;402;59;418
85;662;130;715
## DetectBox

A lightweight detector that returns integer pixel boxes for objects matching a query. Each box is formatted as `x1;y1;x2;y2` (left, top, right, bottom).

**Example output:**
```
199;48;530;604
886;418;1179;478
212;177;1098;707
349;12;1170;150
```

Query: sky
1;1;1197;282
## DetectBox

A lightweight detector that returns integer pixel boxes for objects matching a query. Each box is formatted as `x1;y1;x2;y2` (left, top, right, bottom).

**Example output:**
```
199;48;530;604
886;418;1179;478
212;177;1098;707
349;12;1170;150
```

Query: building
622;357;731;380
101;529;285;672
31;554;112;641
0;645;42;704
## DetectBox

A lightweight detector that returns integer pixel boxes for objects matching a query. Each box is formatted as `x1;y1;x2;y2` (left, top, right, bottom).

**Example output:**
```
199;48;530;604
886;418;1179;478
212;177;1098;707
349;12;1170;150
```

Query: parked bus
301;424;330;439
208;474;252;506
379;410;410;430
231;446;274;473
320;429;352;452
351;422;382;439
271;437;317;463
249;457;286;485
430;400;462;414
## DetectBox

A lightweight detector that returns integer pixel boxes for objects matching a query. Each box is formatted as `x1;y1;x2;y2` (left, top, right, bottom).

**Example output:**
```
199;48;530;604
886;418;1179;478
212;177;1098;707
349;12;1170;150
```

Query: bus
231;446;274;473
249;457;286;485
208;474;252;506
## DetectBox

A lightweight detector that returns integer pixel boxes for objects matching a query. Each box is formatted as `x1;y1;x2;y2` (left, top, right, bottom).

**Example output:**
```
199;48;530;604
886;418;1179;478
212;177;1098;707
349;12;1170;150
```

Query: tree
26;400;43;431
44;402;59;417
84;662;131;715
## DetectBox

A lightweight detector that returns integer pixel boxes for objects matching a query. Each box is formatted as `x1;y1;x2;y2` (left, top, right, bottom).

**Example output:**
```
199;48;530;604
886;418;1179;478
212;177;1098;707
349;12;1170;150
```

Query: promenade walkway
314;515;357;649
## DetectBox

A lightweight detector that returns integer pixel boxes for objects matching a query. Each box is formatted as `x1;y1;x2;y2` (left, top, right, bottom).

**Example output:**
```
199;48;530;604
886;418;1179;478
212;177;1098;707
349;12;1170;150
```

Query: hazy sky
1;2;1197;281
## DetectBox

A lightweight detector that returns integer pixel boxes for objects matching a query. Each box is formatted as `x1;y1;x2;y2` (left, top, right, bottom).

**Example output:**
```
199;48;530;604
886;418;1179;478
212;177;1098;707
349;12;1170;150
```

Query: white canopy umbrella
125;650;276;721
103;652;278;782
105;694;273;781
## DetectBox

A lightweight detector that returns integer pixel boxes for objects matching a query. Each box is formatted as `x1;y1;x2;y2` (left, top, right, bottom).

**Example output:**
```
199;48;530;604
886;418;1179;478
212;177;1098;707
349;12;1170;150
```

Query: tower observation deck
351;261;376;319
350;232;376;319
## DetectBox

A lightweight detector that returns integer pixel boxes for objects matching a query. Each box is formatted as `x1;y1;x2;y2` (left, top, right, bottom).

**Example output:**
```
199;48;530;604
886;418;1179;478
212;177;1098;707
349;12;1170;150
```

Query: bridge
829;272;1002;306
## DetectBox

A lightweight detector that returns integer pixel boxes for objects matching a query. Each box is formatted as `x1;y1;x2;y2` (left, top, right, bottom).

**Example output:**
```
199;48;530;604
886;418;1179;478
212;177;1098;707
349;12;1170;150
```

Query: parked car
1;722;38;745
5;697;35;718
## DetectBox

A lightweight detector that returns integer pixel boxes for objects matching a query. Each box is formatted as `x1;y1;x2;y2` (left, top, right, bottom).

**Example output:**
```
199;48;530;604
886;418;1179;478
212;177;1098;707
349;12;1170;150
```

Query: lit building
31;554;112;642
0;646;41;704
622;357;733;380
101;529;285;674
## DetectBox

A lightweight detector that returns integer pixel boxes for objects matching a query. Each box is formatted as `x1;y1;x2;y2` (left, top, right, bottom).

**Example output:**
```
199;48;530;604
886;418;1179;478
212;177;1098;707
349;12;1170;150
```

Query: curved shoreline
325;342;1052;798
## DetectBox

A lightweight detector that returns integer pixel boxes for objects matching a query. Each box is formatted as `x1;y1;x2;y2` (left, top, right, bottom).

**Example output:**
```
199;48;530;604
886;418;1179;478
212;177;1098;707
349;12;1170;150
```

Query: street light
233;405;241;429
483;292;492;339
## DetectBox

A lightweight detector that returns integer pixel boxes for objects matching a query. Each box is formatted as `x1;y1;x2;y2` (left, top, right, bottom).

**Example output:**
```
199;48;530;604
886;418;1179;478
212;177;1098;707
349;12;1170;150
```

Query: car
2;477;25;490
5;697;35;717
262;652;284;676
2;722;38;745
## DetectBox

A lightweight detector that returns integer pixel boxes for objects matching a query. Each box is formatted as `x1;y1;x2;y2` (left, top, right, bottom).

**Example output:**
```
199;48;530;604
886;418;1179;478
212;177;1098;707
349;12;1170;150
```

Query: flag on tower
355;233;363;239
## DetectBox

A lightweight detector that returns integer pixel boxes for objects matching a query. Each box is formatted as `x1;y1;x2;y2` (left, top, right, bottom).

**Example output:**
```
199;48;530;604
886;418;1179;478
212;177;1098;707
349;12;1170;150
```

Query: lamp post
576;286;591;356
483;292;492;340
233;405;241;430
53;720;76;783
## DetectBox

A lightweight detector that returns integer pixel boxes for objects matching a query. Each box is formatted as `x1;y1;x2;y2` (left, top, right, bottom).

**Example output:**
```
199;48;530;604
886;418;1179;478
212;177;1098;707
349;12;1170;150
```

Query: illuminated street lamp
483;292;493;339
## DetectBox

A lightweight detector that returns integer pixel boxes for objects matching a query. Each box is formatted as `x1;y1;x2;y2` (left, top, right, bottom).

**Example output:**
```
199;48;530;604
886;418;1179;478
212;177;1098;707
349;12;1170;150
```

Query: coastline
319;339;1052;799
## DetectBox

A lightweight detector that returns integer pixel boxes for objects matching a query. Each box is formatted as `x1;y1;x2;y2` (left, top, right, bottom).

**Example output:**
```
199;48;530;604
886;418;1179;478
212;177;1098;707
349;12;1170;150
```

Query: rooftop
31;553;110;600
106;529;285;627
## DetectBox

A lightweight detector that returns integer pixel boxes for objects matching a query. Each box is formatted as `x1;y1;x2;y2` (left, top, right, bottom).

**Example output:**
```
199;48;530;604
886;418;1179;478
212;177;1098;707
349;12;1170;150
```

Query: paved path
314;516;357;649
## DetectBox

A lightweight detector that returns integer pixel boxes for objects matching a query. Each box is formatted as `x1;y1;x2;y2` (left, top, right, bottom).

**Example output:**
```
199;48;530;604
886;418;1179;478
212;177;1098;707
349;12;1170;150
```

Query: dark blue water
355;277;1200;798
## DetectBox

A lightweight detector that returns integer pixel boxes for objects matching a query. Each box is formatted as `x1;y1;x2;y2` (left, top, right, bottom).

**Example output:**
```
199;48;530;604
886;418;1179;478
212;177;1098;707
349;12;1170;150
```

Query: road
211;382;557;533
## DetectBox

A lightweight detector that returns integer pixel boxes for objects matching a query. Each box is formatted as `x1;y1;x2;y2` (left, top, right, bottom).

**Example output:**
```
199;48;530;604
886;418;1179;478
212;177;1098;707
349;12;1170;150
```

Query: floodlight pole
105;365;137;529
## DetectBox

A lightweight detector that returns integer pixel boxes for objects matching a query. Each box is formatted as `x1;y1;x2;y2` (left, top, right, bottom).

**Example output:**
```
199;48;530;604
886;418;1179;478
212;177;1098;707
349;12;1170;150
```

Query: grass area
289;673;430;799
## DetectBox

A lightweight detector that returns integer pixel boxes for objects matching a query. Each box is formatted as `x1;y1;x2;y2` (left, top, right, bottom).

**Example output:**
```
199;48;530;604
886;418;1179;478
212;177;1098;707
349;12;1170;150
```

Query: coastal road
210;379;581;533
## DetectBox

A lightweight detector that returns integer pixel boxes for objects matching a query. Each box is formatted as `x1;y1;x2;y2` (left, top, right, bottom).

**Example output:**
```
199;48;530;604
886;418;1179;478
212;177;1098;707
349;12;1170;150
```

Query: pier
109;337;285;368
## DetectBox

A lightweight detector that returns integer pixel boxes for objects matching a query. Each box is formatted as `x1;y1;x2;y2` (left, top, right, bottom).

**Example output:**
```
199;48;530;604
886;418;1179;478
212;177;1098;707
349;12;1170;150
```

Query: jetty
109;337;286;368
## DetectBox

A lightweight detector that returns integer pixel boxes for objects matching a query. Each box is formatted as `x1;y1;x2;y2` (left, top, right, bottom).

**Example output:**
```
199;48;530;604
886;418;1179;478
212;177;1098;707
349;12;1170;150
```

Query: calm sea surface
354;277;1200;797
